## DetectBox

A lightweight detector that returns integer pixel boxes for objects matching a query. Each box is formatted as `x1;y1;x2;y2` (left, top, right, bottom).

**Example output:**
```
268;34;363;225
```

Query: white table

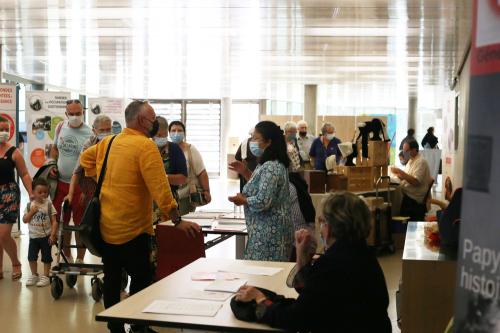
96;258;297;332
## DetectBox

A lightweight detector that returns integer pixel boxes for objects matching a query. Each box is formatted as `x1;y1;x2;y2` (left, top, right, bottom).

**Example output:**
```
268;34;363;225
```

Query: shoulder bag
79;135;117;257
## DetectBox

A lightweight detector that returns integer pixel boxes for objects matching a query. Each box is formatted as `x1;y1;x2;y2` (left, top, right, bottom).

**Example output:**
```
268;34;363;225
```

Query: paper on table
212;223;247;232
142;300;222;317
219;265;283;276
186;218;214;227
191;272;239;281
204;279;248;293
216;218;246;225
179;290;233;302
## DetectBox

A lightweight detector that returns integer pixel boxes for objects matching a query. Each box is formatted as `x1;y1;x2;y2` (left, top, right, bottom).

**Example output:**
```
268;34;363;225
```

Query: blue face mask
96;132;112;141
249;141;263;157
154;136;169;147
170;132;184;144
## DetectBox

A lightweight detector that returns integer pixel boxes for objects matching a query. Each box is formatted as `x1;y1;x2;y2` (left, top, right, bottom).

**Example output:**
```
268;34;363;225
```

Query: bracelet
172;215;182;226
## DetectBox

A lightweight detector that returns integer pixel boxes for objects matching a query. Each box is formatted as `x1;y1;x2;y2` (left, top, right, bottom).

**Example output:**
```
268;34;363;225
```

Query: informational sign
26;91;70;175
453;1;500;331
87;98;128;134
0;83;18;146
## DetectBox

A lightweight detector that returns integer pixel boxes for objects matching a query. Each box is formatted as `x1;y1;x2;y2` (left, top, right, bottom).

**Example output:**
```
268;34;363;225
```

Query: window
149;101;182;122
185;101;221;176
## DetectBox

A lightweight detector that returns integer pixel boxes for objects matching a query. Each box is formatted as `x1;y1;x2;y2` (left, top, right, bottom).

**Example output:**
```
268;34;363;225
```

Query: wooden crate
326;174;348;192
337;166;374;192
303;170;326;193
355;140;388;167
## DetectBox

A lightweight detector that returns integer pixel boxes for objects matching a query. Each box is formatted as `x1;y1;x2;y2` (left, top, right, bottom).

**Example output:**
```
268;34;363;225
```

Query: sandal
11;264;22;281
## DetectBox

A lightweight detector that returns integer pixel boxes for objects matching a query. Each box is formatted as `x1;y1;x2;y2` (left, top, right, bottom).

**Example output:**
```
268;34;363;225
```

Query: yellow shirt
80;128;178;244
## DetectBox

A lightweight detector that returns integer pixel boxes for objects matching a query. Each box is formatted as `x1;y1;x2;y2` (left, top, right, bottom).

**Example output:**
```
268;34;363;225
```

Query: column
304;84;318;135
408;96;417;131
220;97;231;179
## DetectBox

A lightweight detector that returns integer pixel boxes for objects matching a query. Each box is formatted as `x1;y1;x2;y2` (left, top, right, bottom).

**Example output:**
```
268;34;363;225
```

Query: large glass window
185;101;221;176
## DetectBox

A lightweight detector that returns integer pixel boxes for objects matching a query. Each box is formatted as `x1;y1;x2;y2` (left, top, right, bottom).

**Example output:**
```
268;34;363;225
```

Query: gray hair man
283;121;302;172
309;122;342;171
296;120;315;168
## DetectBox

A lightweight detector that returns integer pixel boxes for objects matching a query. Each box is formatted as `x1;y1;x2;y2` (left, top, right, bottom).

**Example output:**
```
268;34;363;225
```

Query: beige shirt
401;153;431;203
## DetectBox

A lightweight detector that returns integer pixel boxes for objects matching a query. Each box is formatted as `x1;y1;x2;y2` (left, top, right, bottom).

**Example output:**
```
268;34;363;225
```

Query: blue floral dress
242;160;293;261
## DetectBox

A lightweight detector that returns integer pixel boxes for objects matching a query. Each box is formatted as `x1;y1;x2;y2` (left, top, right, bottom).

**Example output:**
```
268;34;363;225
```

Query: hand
295;229;316;267
235;285;266;303
203;191;212;204
176;220;201;238
29;203;39;215
228;161;247;175
228;193;247;206
49;168;59;178
64;194;73;205
48;234;57;245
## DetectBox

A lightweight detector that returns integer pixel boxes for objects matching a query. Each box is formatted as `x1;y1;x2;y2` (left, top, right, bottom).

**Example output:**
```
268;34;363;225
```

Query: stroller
49;201;105;301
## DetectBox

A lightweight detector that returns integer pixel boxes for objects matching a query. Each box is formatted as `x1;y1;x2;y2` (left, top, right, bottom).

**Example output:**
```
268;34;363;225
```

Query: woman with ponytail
229;121;293;261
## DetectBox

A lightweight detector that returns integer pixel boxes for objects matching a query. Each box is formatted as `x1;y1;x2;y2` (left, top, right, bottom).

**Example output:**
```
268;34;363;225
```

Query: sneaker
25;274;39;286
36;275;50;287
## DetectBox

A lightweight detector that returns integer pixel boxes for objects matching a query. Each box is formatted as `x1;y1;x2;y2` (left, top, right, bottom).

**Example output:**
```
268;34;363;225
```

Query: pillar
408;96;418;131
304;84;318;135
220;97;231;179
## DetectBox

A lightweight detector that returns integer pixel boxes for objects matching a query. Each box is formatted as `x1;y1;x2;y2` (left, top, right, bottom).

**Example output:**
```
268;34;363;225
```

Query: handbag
79;135;117;257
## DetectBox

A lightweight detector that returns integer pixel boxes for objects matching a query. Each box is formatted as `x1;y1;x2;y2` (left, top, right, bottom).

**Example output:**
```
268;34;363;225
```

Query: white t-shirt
184;144;206;187
25;199;57;239
401;153;431;203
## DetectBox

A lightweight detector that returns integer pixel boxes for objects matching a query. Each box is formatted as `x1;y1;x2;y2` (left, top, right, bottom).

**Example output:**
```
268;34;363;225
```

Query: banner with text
26;91;71;175
0;83;18;146
454;0;500;331
87;98;128;134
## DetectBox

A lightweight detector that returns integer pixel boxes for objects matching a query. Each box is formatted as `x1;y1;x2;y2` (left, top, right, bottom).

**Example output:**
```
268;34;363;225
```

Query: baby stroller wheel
91;278;103;302
66;274;78;288
51;276;64;300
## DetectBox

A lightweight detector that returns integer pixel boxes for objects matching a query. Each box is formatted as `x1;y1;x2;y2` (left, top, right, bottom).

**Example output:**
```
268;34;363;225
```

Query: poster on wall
87;98;128;134
0;84;18;146
453;0;500;331
26;91;71;176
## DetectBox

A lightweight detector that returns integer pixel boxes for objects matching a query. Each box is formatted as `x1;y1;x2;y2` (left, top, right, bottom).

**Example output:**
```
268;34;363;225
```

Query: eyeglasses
66;99;82;105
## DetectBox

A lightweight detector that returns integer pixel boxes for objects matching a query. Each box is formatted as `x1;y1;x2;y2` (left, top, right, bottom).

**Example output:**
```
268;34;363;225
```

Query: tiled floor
0;178;437;333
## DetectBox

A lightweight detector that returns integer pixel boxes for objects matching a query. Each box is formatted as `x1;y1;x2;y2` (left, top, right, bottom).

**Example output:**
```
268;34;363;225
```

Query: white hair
93;115;112;129
284;121;297;132
297;120;308;127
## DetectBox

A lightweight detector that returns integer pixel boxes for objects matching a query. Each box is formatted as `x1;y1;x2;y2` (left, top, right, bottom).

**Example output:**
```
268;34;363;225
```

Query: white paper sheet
191;272;239;281
142;300;222;317
179;290;233;302
212;223;247;232
204;279;248;293
219;265;283;276
216;218;246;225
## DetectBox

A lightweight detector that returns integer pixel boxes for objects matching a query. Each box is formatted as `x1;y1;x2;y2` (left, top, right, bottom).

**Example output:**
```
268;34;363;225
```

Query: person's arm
12;149;33;198
23;203;38;224
190;145;211;202
139;141;200;236
309;139;317;169
197;169;211;203
80;144;98;178
431;198;448;210
49;206;58;244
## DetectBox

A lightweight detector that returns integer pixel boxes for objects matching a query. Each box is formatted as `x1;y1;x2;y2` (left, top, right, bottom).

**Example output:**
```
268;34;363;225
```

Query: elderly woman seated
234;192;392;333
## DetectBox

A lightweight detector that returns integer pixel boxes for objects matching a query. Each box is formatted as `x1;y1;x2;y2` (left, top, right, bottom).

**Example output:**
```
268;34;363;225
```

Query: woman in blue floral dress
229;121;293;261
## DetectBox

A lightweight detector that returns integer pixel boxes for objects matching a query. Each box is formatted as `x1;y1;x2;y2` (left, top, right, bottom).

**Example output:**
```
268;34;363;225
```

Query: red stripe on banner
471;0;500;75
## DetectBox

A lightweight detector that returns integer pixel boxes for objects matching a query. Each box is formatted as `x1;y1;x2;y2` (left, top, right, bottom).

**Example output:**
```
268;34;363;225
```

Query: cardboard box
326;174;348;192
303;170;326;193
337;166;374;192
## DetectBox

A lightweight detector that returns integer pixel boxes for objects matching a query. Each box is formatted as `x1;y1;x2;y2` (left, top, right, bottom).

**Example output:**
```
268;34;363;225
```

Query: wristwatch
255;299;273;320
172;214;182;226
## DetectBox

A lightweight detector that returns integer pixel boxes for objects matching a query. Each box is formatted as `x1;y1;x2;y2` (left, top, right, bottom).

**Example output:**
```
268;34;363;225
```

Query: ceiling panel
0;0;471;101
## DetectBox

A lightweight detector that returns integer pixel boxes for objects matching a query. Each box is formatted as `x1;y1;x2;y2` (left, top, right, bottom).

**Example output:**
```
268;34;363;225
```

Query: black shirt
0;147;17;185
259;240;392;333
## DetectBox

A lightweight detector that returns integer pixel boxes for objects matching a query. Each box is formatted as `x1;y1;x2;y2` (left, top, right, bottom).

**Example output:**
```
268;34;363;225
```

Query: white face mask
326;134;335;140
68;115;83;127
0;131;9;143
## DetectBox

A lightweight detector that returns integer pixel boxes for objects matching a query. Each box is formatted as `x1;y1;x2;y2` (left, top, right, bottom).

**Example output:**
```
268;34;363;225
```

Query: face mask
299;131;307;137
148;119;159;138
170;132;184;144
249;141;264;157
154;136;169;147
68;115;83;127
287;134;296;141
326;134;335;140
402;151;411;165
0;131;9;143
96;132;112;141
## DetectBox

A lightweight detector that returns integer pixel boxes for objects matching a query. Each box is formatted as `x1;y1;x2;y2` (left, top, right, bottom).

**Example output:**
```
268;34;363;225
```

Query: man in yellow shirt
80;100;200;333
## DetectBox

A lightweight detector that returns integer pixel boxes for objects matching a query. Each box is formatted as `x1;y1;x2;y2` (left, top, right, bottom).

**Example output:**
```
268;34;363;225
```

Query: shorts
28;236;53;263
53;180;84;225
0;182;20;224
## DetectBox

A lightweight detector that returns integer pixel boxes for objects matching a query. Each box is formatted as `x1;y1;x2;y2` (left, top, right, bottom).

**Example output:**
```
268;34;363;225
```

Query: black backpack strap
93;135;117;198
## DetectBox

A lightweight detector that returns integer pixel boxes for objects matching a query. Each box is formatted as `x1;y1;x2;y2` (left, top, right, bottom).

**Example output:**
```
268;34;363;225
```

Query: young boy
23;178;58;287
